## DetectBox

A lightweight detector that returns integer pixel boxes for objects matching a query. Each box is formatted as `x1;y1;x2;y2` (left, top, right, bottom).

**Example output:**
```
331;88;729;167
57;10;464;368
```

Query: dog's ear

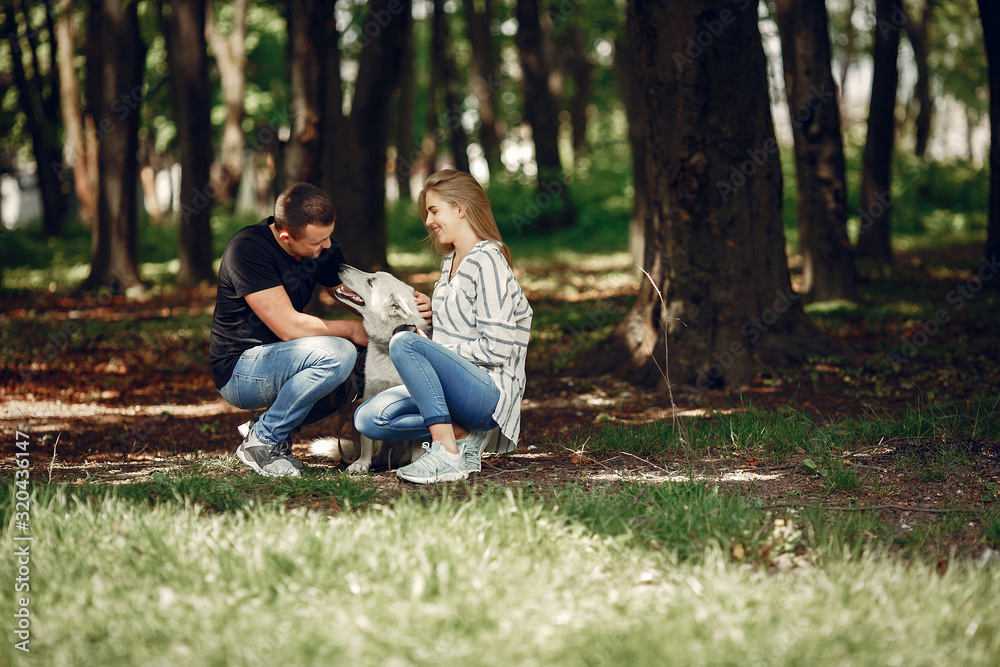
385;293;417;319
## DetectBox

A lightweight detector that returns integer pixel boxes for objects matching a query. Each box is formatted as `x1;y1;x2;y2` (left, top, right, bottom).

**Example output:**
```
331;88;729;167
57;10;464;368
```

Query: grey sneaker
458;430;490;473
238;417;304;470
396;441;471;484
236;432;301;477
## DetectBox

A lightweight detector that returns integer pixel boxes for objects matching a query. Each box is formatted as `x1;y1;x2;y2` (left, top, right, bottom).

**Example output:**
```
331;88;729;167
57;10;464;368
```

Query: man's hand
342;318;369;347
414;290;432;327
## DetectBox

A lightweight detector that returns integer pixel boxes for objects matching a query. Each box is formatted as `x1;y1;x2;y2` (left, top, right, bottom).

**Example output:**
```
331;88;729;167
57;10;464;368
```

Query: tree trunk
6;0;64;237
516;0;574;231
434;0;470;173
562;25;594;159
855;0;901;266
284;0;325;186
395;15;416;200
55;0;98;229
206;0;248;204
463;0;502;176
161;0;215;284
322;0;411;271
838;0;856;95
614;31;647;267
586;0;827;389
905;0;934;158
422;3;443;178
81;0;146;292
774;0;856;302
980;0;1000;275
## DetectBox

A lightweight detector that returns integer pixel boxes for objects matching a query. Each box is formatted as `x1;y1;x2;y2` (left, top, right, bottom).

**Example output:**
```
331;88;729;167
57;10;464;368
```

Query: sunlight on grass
2;486;998;665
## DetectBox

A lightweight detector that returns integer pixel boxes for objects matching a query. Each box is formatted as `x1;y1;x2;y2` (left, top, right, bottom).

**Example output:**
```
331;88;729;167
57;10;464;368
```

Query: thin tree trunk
979;0;1000;276
395;15;416;199
81;0;146;292
284;0;325;186
905;0;934;158
434;0;470;173
463;0;502;176
6;0;64;236
161;0;215;284
206;0;248;204
614;32;647;267
516;0;573;230
774;0;856;301
838;0;856;95
423;3;443;177
855;0;901;265
55;0;97;229
587;0;828;388
562;25;594;159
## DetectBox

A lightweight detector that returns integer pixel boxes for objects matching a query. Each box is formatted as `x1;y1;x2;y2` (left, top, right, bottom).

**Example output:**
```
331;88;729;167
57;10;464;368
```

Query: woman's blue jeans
218;336;357;446
354;332;499;442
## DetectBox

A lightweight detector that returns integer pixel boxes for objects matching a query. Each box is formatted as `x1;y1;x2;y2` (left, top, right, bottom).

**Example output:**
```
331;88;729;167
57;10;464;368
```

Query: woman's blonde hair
418;169;513;266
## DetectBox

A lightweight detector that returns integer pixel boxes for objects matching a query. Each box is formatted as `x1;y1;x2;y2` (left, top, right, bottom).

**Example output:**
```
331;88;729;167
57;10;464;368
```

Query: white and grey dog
309;265;430;472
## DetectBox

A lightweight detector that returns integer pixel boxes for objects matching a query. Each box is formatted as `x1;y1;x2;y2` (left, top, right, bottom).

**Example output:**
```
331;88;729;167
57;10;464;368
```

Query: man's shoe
236;432;301;478
396;441;471;484
238;417;304;470
458;430;490;473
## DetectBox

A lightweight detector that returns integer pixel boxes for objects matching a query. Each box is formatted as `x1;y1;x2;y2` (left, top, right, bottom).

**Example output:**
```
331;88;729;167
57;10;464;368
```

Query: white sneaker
396;441;471;484
458;431;490;473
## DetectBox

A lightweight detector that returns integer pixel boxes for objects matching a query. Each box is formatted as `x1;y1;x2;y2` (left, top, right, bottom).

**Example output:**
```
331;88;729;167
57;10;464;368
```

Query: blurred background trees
0;0;995;387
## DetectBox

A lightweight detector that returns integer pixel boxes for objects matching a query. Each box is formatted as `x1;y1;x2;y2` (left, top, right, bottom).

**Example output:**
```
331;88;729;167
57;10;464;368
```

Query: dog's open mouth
335;285;365;307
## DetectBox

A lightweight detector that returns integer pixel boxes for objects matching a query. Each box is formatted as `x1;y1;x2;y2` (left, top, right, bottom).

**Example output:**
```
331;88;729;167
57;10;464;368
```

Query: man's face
280;222;335;260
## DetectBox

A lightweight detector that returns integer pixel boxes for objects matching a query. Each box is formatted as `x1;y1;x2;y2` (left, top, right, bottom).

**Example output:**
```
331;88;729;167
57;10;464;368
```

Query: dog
308;265;430;473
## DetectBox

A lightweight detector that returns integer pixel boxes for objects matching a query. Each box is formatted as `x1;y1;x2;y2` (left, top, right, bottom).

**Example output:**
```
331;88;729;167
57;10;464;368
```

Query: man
209;182;428;477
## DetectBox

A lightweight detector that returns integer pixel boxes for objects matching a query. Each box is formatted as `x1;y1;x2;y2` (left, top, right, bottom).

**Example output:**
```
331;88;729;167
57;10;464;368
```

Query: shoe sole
396;469;469;484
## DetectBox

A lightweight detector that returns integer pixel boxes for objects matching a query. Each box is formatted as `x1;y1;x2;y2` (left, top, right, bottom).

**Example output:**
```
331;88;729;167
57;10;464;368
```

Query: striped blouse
432;240;533;451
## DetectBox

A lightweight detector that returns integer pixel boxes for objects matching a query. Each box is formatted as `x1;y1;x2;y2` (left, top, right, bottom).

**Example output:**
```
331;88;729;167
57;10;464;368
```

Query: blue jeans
218;336;357;445
354;332;499;441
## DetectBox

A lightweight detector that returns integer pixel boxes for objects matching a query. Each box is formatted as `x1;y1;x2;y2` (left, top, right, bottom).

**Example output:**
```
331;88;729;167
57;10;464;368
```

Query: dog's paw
345;459;372;474
308;437;353;461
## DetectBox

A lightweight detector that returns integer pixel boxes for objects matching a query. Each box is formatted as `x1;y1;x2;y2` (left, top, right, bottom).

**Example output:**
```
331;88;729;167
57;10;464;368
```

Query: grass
2;482;999;665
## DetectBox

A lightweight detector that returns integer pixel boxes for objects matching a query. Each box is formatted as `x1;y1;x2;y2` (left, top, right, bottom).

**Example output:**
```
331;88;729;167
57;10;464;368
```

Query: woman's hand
414;290;433;327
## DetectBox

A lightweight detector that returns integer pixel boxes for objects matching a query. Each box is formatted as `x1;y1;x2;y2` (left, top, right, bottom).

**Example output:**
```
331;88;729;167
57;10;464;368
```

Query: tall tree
614;31;646;266
588;0;826;388
81;0;146;291
774;0;856;301
905;0;934;158
321;0;412;270
463;0;502;176
560;24;594;159
5;0;65;237
394;14;416;199
55;0;98;229
161;0;215;284
516;0;574;230
980;0;1000;272
205;0;249;204
284;0;325;187
855;0;902;265
434;0;470;173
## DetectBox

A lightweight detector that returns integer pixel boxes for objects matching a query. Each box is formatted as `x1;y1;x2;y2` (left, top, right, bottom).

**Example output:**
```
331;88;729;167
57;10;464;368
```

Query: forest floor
2;240;999;561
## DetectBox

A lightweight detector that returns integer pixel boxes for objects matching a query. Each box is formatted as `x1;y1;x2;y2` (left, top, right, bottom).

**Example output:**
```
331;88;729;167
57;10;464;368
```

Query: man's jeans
219;336;357;445
354;332;499;441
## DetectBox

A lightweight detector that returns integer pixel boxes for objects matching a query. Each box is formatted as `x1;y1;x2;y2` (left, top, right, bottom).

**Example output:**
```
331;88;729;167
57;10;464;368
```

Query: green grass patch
2;483;999;665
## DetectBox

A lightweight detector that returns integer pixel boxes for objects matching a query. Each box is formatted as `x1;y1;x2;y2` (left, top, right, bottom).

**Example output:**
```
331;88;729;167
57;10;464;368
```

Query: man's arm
245;285;368;346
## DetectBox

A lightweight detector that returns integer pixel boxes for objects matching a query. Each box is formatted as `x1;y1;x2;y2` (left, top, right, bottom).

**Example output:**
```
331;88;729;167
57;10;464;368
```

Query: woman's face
423;190;466;246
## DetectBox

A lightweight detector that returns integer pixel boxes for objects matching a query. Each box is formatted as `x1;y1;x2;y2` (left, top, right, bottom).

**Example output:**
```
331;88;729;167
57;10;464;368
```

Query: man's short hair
274;183;336;238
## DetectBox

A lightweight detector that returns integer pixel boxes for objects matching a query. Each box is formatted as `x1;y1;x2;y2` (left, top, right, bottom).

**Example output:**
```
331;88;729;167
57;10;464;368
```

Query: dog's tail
307;437;358;463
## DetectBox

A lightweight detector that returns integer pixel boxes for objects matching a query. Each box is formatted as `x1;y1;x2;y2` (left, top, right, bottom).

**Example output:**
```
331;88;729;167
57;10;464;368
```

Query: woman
354;169;533;483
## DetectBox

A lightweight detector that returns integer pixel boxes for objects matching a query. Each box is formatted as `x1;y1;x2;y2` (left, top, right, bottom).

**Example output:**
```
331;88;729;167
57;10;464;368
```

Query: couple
208;170;533;484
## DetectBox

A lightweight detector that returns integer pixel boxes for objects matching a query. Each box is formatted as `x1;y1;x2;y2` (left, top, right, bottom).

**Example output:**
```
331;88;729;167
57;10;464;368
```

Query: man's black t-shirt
209;217;345;389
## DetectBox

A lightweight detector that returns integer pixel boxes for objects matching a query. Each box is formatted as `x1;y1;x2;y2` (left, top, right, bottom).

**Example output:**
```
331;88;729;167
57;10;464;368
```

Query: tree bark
161;0;215;284
434;0;470;173
614;31;647;267
395;15;416;200
561;24;594;159
81;0;146;292
205;0;248;204
463;0;502;176
55;0;98;229
516;0;574;230
6;0;65;236
774;0;856;301
321;0;411;271
855;0;901;266
903;0;933;158
980;0;1000;275
586;0;827;389
284;0;326;186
